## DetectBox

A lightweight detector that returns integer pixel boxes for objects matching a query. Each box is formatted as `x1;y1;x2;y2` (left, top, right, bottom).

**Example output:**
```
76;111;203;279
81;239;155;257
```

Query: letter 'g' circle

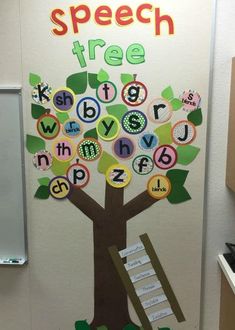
66;163;90;188
76;97;101;123
106;164;132;188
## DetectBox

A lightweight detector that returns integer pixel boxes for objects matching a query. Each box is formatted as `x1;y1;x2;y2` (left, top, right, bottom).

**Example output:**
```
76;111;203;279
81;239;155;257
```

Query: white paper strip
130;269;156;283
148;307;173;322
142;294;167;309
136;281;162;297
124;255;150;271
119;242;145;258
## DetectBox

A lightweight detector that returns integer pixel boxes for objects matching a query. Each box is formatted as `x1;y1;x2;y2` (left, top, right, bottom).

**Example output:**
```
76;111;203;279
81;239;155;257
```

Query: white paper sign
130;268;156;283
136;281;161;297
119;242;145;258
148;307;173;322
142;294;167;309
124;255;150;271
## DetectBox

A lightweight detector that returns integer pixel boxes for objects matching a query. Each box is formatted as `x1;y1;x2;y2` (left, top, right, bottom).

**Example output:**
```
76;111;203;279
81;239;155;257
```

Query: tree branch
68;186;106;223
105;182;124;217
121;190;160;222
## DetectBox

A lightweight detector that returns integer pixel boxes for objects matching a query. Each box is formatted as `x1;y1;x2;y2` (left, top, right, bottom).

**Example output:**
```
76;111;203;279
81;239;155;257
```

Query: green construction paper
31;103;47;119
158;328;172;330
34;185;50;200
75;320;90;330
161;86;174;101
121;73;134;85
171;98;183;111
97;326;108;330
123;325;139;330
166;169;191;204
38;177;51;186
154;123;173;145
66;72;87;94
56;112;69;124
51;158;70;176
97;69;109;82
84;128;98;140
187;108;203;126
177;145;200;165
88;73;101;89
26;134;46;154
98;151;118;174
167;169;189;185
29;72;41;87
106;104;128;122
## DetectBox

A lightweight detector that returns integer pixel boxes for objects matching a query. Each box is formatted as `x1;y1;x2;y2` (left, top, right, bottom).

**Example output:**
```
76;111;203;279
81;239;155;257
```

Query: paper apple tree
26;70;202;330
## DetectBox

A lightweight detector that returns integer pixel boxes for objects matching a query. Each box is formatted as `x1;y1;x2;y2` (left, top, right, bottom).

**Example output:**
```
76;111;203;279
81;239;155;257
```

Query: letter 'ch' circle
49;176;71;200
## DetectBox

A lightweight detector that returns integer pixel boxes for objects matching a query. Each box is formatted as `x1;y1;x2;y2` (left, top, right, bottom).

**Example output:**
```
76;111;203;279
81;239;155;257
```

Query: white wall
0;0;235;329
201;0;235;329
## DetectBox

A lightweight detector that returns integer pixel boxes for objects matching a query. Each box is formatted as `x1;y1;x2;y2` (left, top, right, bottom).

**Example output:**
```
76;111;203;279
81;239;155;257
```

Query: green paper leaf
97;69;109;82
121;73;134;85
154;123;173;145
166;169;191;204
88;73;101;89
187;108;203;126
161;86;174;101
84;128;98;140
97;326;108;330
75;320;90;330
177;145;200;165
34;185;50;200
171;98;183;111
38;177;51;186
123;325;139;330
31;104;47;119
158;328;171;330
98;151;118;174
66;72;87;94
29;73;41;86
26;134;46;154
106;104;128;122
56;112;69;124
51;158;70;176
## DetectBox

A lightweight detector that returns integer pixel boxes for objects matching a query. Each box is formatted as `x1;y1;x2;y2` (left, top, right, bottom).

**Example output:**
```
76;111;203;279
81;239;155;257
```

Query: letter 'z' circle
66;163;90;188
106;164;132;188
76;97;101;123
147;175;172;200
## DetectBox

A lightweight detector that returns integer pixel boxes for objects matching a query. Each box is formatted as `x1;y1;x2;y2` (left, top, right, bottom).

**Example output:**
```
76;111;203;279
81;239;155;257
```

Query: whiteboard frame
0;87;28;266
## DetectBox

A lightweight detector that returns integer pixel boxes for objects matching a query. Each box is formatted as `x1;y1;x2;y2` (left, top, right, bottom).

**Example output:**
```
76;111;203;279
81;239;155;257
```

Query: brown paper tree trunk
68;182;158;329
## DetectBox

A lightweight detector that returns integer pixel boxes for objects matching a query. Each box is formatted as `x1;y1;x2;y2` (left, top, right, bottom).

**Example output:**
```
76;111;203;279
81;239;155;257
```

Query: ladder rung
136;281;161;297
124;255;150;271
142;294;167;309
148;307;173;322
119;242;145;258
130;269;156;283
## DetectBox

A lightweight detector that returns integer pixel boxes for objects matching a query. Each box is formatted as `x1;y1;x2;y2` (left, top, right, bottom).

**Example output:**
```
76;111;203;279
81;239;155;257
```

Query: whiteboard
0;88;27;265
